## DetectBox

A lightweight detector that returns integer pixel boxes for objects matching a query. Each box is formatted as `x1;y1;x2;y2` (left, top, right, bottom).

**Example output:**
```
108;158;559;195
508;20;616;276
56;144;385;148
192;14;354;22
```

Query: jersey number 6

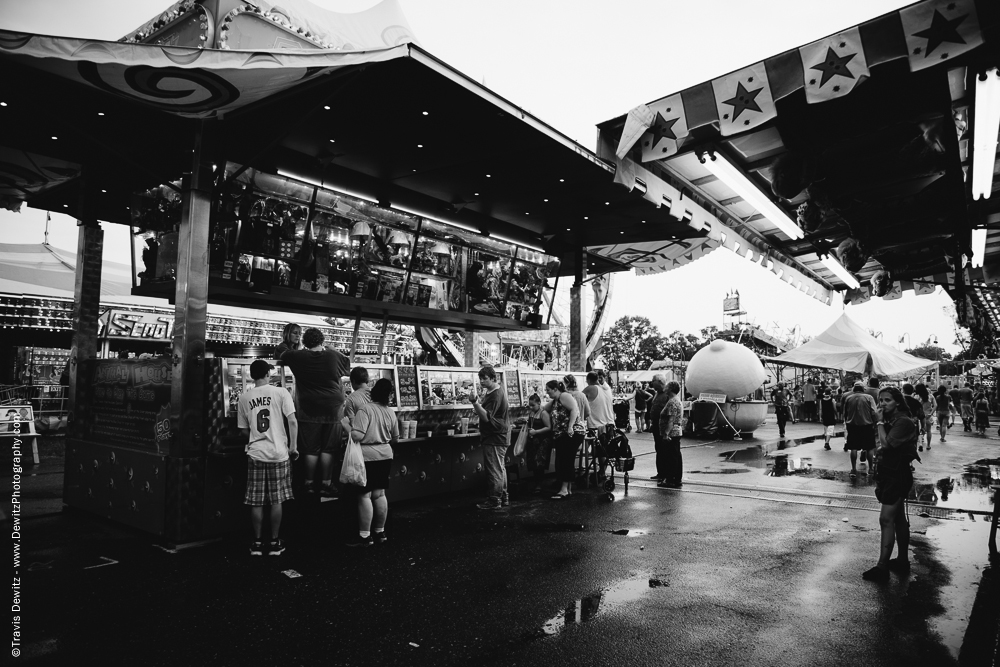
256;409;270;433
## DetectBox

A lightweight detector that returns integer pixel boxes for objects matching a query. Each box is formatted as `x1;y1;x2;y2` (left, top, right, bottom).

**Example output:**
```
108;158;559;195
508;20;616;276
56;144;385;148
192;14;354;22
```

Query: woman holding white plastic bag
345;378;398;547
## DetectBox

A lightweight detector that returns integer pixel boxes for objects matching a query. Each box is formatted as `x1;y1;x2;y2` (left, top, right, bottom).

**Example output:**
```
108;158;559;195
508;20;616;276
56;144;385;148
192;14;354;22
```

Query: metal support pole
569;249;587;372
349;311;362;362
66;174;103;438
170;119;215;458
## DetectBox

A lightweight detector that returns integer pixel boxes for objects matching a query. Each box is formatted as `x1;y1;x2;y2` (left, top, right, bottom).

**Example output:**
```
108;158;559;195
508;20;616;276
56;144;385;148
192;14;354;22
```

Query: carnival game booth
0;2;703;543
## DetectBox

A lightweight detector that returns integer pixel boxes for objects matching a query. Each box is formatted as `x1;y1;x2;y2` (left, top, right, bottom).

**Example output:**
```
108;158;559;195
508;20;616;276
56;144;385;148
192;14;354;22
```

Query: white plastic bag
512;425;529;457
338;436;367;487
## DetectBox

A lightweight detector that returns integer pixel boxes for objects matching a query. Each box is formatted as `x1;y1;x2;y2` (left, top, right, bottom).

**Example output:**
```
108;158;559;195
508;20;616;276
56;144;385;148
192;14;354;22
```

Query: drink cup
408;421;417;439
460;418;470;434
447;429;455;436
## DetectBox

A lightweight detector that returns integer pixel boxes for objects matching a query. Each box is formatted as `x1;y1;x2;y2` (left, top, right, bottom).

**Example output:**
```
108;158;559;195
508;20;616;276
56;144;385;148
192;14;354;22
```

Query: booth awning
0;29;704;280
596;0;1000;329
763;313;937;375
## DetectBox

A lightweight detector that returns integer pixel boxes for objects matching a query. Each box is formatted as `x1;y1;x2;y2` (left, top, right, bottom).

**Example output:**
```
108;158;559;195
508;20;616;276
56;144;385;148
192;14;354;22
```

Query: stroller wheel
605;493;615;502
603;479;616;492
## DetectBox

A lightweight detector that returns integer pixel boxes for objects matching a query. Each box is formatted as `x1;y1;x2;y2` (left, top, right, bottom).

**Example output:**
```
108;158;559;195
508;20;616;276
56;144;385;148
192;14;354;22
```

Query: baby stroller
598;427;635;501
612;399;632;432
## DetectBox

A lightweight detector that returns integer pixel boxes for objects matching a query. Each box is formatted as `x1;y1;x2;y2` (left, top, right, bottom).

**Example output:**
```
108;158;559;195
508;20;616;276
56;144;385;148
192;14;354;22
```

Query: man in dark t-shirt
472;365;510;510
280;328;350;497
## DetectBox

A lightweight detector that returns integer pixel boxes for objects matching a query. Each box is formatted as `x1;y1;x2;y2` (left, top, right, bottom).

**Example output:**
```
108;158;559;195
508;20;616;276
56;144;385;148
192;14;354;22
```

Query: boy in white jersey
238;360;298;556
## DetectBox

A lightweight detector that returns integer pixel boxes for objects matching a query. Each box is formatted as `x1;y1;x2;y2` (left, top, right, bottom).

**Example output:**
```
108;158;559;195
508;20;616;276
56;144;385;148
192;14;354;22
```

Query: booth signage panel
699;392;727;403
100;309;174;341
88;359;173;451
396;365;420;408
503;370;521;407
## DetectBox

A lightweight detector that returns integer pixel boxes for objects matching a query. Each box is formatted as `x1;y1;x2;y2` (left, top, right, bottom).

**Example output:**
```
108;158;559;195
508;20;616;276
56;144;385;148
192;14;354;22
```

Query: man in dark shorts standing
472;365;510;510
803;378;817;422
843;381;878;477
280;328;350;498
770;382;789;439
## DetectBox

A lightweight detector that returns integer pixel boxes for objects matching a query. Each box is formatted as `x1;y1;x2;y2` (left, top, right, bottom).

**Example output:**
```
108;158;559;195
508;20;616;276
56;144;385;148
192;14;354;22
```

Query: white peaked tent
764;313;935;376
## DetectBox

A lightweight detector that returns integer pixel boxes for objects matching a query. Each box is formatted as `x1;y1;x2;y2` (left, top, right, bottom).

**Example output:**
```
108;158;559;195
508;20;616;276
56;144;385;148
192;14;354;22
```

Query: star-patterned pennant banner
712;63;776;136
799;27;870;104
848;286;871;305
914;281;936;295
615;104;655;159
882;281;904;300
639;94;688;162
900;0;982;72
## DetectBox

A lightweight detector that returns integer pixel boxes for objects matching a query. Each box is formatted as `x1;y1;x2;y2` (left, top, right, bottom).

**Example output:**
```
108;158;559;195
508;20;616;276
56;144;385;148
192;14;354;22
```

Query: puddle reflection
910;460;998;512
533;578;663;638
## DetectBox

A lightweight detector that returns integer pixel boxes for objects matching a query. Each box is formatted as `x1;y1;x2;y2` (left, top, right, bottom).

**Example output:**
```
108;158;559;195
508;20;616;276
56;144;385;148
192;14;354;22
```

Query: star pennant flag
900;0;982;72
639;94;688;162
615;104;655;159
882;281;903;300
712;63;776;136
849;286;871;305
914;281;936;295
799;28;870;104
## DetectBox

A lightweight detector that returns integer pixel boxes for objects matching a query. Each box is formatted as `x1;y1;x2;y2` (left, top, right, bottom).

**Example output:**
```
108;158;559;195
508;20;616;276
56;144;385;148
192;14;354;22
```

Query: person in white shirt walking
238;360;298;557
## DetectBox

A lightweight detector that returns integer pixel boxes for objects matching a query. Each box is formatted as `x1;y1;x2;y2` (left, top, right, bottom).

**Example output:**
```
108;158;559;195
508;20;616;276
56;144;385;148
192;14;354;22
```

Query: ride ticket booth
2;1;700;544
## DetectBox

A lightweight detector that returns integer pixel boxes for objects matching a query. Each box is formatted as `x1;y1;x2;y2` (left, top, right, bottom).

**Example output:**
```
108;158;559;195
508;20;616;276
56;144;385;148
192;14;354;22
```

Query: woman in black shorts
863;386;920;582
346;378;398;547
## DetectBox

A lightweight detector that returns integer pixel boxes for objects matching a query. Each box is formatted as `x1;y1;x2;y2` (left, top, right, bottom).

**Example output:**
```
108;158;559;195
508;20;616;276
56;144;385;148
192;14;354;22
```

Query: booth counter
63;358;543;537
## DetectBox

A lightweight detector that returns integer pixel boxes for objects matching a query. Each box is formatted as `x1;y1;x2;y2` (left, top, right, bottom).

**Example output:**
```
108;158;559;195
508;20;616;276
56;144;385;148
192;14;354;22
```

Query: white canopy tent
763;313;935;376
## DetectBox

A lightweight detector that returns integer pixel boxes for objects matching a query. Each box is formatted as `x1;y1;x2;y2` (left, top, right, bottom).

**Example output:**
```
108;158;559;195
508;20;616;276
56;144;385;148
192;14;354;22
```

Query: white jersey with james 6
238;384;296;462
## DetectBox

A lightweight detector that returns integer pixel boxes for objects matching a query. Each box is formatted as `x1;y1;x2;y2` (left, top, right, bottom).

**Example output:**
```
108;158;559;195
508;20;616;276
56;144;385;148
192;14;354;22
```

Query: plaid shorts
244;458;294;506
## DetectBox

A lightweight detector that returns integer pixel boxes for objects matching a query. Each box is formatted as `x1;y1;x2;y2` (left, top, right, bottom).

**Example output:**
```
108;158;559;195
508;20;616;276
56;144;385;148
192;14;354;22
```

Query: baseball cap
250;359;274;379
853;380;865;388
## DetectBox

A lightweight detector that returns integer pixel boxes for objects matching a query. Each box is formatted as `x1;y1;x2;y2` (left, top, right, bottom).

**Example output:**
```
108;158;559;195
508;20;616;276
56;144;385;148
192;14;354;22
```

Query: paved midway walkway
2;417;998;666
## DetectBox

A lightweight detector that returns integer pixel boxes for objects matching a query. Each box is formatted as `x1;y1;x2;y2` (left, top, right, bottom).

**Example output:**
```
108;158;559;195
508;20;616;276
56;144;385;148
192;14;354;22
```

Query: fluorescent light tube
819;254;860;290
973;68;1000;200
971;228;987;268
490;234;546;254
393;205;482;234
699;151;804;240
275;170;377;203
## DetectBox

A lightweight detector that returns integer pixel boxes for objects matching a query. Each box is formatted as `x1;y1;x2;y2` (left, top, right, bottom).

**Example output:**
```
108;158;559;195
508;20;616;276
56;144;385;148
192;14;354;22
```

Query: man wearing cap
280;327;350;498
842;380;878;477
238;360;298;556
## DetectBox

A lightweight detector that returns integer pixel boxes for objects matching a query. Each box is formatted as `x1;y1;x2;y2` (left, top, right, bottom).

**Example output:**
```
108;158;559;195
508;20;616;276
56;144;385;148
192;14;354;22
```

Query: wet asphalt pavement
4;416;1000;666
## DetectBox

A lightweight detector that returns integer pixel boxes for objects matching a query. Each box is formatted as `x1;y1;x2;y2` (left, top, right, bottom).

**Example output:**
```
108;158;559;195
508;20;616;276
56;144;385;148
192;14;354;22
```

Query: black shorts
875;470;912;505
298;421;344;456
846;423;875;451
362;458;392;491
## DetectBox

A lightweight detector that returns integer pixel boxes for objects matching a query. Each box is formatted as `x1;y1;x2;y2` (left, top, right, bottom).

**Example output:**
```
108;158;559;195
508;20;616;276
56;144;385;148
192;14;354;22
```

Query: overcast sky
0;0;962;353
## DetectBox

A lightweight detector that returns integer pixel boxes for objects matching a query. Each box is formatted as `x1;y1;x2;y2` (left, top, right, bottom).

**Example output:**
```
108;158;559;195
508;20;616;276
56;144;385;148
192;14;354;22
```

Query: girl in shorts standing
525;393;553;493
346;378;398;547
862;386;920;582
